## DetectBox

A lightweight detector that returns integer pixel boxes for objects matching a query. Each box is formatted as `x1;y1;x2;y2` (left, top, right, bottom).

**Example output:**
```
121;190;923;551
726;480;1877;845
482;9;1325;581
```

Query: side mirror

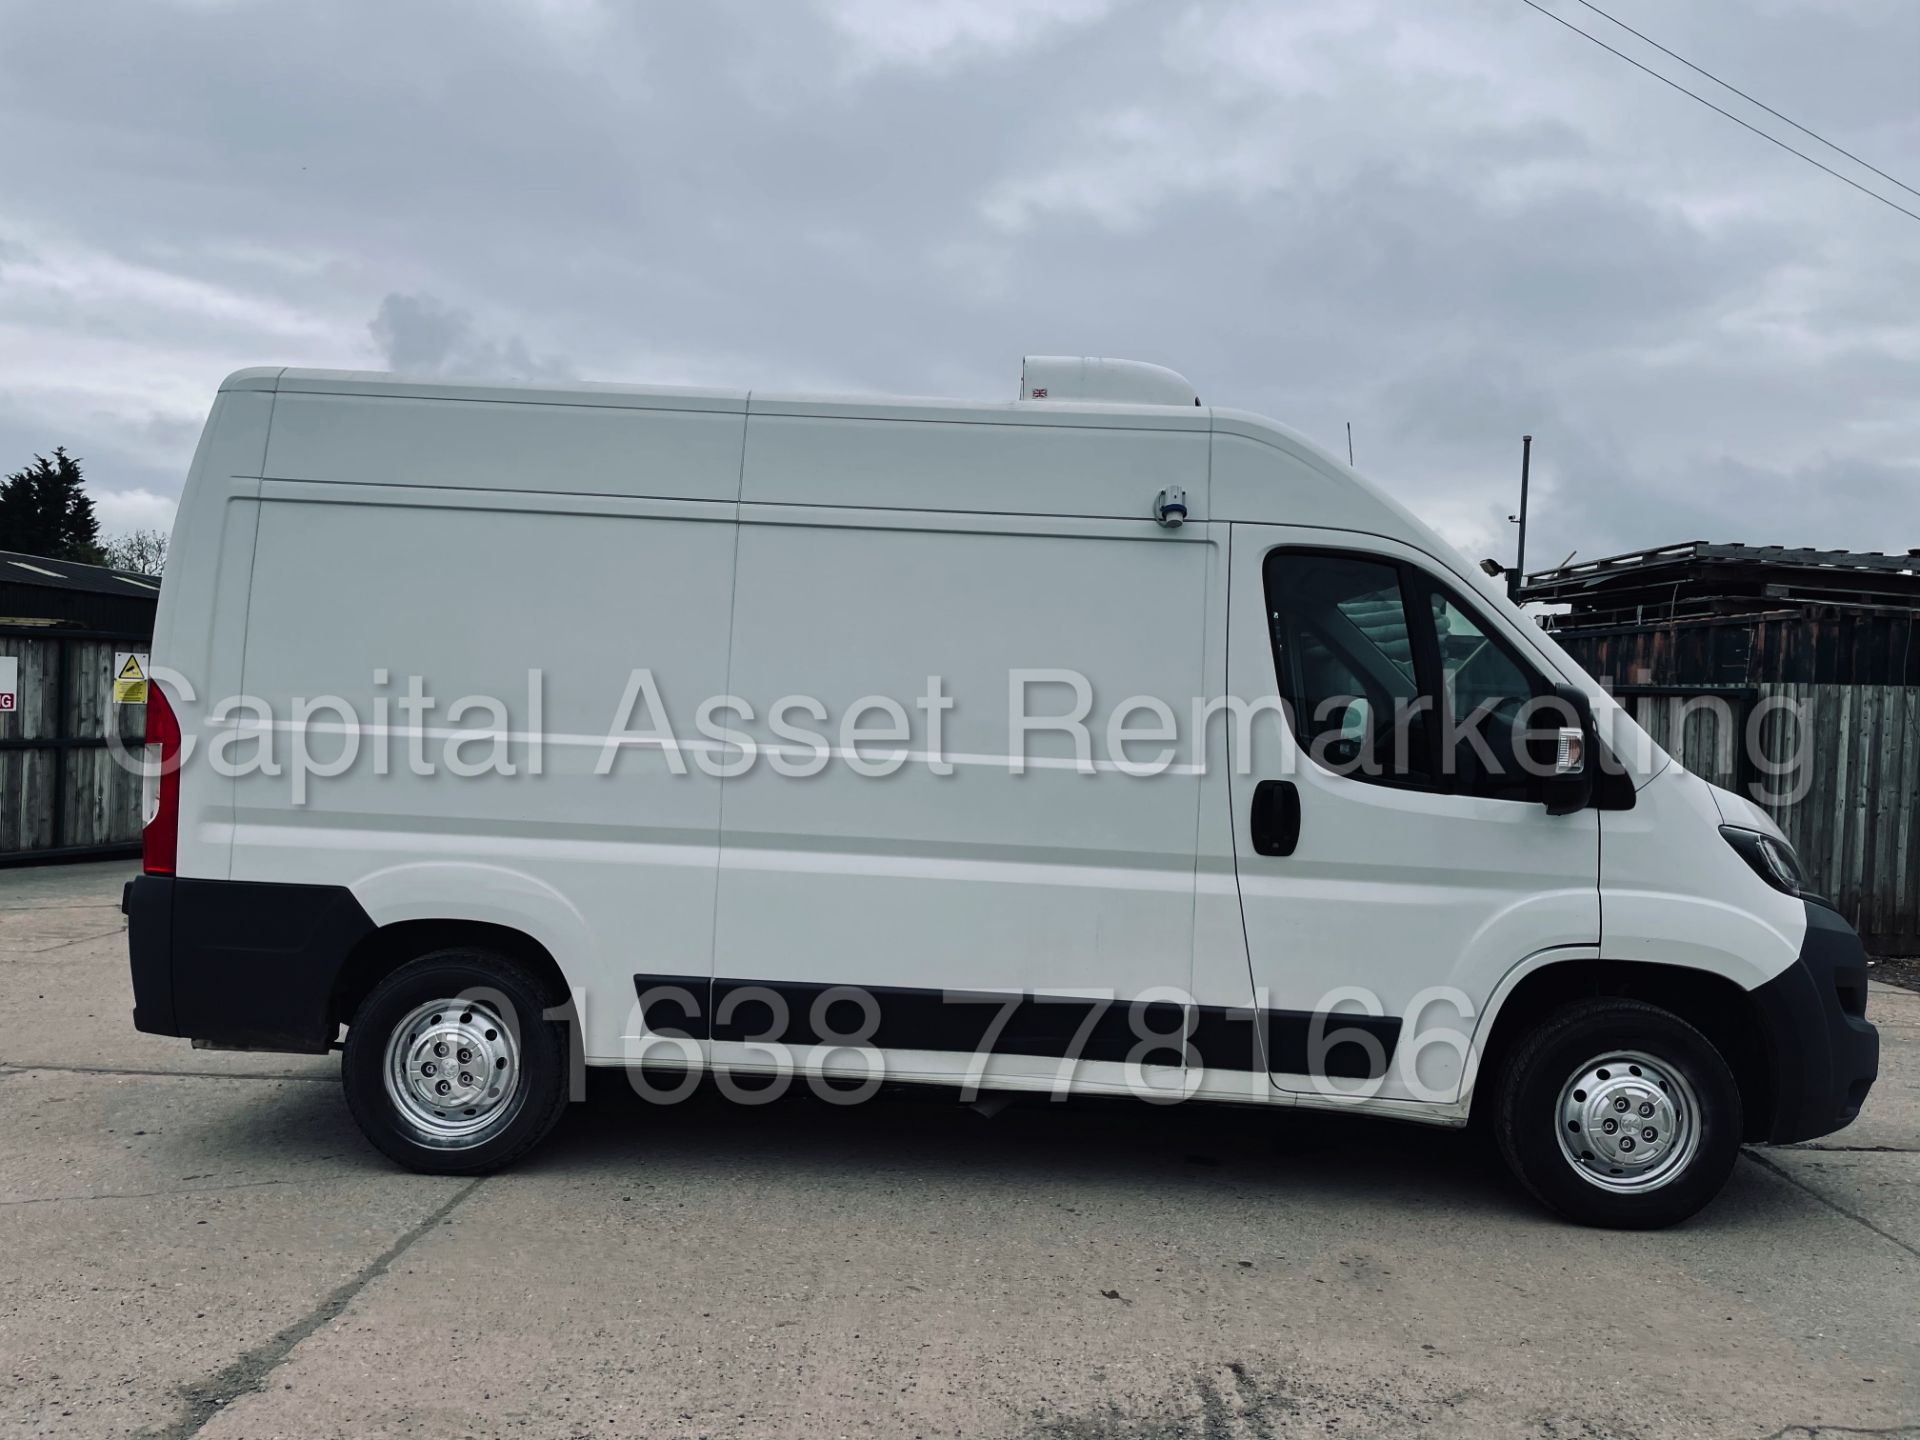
1539;684;1595;817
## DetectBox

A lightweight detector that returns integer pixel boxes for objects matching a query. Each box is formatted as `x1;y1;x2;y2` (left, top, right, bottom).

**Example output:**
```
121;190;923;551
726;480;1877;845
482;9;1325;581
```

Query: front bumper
1748;898;1880;1144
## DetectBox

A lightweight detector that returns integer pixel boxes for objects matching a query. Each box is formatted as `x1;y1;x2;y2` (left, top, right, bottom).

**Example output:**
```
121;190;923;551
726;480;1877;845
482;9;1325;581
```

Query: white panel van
124;358;1879;1227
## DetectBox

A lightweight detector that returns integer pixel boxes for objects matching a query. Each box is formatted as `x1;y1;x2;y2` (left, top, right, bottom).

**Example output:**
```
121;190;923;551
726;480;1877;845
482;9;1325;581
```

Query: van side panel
224;470;739;1059
159;389;275;882
710;493;1211;1081
742;412;1208;521
263;392;746;503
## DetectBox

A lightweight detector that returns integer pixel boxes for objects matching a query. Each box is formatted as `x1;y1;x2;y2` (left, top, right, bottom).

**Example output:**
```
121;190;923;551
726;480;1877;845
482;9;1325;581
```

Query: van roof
220;367;1215;432
218;366;1437;558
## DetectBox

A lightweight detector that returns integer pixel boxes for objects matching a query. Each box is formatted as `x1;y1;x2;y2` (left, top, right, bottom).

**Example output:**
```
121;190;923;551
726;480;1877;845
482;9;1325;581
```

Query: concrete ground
2;862;1915;1440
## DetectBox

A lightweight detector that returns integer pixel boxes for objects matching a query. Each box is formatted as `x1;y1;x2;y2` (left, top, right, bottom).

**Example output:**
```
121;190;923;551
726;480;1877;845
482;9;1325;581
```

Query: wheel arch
329;917;576;1037
1466;957;1775;1143
332;861;592;1035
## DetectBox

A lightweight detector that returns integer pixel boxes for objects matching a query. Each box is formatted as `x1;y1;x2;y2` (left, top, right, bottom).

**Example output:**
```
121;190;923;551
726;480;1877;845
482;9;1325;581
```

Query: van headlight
1719;825;1803;896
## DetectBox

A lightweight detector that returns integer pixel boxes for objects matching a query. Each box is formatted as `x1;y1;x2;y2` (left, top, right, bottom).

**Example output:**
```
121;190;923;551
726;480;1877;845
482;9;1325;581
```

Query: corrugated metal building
1;548;163;631
0;549;160;863
1521;543;1920;955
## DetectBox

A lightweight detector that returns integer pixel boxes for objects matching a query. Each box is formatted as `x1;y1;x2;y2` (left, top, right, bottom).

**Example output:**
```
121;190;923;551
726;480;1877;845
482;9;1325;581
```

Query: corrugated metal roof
1518;540;1920;622
1522;541;1918;591
0;549;161;597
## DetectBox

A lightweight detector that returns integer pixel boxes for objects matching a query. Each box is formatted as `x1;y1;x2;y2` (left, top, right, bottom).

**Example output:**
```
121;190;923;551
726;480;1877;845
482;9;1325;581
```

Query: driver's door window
1265;550;1549;804
1428;589;1543;801
1265;553;1431;786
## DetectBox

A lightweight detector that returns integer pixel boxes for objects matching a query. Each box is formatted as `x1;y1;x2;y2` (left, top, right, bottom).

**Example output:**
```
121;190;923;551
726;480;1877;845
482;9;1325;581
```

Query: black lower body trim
635;974;1401;1079
125;875;177;1036
1189;1006;1402;1079
1266;1010;1403;1081
126;874;375;1053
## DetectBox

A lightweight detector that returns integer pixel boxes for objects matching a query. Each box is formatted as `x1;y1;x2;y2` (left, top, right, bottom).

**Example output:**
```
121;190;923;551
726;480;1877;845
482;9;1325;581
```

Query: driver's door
1226;526;1601;1106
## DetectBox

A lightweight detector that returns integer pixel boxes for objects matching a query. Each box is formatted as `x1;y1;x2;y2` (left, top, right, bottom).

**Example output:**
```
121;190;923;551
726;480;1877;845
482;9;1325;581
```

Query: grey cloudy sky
1;0;1915;570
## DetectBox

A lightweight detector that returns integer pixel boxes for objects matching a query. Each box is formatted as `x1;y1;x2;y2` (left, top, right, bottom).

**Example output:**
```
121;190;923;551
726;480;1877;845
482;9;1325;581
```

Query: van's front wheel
1494;998;1741;1229
343;950;570;1174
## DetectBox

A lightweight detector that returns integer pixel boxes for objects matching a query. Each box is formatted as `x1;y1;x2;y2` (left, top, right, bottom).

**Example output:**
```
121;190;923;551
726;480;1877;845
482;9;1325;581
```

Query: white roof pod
1019;356;1201;407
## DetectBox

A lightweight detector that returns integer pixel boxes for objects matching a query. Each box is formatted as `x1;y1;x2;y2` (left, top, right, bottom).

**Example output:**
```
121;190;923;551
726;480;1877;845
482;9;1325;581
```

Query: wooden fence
0;626;150;863
1625;685;1920;956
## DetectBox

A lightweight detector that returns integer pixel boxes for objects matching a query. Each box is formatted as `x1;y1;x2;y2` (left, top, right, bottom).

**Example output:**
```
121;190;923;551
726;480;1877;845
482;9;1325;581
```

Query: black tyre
1493;998;1741;1229
342;949;571;1175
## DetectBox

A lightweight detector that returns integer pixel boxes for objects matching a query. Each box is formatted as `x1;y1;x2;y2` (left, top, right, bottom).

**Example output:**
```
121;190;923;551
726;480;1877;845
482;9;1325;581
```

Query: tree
0;459;55;558
0;448;106;565
103;528;169;576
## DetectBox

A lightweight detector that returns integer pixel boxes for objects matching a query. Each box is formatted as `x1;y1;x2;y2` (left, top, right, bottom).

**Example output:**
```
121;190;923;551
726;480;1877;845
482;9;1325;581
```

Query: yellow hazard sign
113;651;150;705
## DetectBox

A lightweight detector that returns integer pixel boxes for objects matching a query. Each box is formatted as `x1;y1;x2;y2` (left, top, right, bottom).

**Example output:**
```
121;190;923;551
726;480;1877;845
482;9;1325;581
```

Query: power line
1518;0;1920;226
1568;0;1920;203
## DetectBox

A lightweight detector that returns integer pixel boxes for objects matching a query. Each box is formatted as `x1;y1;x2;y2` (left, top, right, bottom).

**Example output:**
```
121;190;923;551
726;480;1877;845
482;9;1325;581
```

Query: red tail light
143;683;181;875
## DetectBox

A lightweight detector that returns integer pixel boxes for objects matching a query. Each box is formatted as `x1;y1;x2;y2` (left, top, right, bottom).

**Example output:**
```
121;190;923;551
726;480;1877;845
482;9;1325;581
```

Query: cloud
819;0;1116;72
90;487;180;540
0;236;338;343
0;0;1912;567
368;293;573;382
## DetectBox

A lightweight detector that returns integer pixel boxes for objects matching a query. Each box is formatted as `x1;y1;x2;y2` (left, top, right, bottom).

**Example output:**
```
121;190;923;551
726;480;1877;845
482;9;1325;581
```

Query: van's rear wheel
343;949;570;1174
1493;998;1741;1229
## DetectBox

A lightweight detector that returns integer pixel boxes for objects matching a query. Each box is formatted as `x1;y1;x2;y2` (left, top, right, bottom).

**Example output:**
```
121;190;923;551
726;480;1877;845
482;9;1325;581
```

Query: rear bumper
1749;898;1880;1144
123;874;375;1054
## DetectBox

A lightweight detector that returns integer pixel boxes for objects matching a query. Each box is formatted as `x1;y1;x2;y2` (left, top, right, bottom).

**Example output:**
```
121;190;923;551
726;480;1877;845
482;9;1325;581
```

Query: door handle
1250;779;1301;857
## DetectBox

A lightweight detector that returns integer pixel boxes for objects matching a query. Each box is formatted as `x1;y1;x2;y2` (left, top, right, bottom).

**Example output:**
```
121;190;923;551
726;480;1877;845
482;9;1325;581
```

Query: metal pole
1510;434;1533;601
